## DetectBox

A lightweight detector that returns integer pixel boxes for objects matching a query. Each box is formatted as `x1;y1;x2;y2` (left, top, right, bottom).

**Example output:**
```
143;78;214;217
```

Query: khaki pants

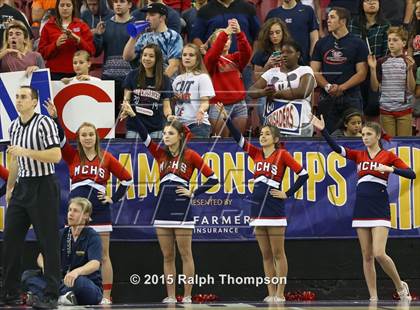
380;113;412;136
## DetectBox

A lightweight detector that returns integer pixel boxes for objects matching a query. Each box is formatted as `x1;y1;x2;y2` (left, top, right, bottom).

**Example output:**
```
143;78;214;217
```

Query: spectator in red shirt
38;0;95;80
204;18;252;137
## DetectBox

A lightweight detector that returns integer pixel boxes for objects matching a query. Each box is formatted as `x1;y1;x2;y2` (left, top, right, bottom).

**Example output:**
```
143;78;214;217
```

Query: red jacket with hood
38;17;95;73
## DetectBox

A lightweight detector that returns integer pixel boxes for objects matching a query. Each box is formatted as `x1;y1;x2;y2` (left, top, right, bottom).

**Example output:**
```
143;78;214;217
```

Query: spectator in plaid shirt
348;0;390;120
349;0;390;58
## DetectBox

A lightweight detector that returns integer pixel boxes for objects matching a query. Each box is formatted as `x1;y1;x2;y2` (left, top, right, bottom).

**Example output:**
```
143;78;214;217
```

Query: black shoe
32;296;58;309
0;292;24;306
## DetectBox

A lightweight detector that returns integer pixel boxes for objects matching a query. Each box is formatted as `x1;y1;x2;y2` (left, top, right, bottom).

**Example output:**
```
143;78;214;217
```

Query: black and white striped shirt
9;113;60;177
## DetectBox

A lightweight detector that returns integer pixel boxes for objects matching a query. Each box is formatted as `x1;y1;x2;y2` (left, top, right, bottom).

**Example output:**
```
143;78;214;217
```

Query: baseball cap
141;3;168;16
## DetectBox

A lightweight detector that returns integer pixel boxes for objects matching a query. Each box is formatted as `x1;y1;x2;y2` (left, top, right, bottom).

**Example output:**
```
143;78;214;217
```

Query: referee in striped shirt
1;86;61;308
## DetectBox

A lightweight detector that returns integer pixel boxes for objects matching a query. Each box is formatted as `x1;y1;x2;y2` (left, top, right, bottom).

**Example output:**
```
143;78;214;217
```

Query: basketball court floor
81;300;420;309
1;300;419;309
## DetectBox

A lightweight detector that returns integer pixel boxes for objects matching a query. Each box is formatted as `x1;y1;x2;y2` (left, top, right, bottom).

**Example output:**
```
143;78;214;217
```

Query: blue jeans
22;270;102;305
126;130;162;139
257;96;267;125
188;123;211;138
242;65;253;90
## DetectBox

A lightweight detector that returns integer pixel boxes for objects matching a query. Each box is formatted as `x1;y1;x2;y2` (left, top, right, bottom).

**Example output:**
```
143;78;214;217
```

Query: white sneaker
263;296;275;303
58;291;77;306
100;297;112;305
397;281;412;302
274;296;286;302
162;296;177;303
182;296;192;303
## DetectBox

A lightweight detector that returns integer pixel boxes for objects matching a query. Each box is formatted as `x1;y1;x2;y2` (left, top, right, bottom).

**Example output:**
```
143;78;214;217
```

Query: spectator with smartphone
204;18;252;137
191;0;260;116
250;41;316;136
252;18;291;123
38;0;95;80
252;18;291;79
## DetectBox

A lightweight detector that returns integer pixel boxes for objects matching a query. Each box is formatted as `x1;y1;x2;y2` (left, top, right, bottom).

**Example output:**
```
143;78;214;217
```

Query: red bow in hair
182;125;193;142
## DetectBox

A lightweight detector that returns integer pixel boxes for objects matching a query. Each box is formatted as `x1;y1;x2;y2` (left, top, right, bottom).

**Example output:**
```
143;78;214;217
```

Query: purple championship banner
1;139;420;241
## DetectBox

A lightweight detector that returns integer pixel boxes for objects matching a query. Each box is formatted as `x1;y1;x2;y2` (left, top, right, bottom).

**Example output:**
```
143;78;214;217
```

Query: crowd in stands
1;0;420;137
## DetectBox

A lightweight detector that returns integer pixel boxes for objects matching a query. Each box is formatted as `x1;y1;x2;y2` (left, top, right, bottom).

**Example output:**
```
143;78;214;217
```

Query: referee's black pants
2;175;61;299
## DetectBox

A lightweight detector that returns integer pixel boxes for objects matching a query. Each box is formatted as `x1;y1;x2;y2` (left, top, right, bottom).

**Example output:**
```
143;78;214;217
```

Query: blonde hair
1;20;32;53
73;49;91;61
209;28;229;45
388;26;408;43
69;197;92;225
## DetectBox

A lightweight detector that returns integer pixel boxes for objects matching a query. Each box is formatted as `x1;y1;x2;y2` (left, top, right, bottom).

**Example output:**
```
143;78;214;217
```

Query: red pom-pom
176;295;183;302
192;293;219;303
301;290;316;301
308;291;316;301
285;290;317;301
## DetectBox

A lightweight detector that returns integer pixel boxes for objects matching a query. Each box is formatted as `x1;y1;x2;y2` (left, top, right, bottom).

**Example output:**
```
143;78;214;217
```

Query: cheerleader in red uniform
217;103;308;303
0;164;9;198
312;115;416;302
120;101;218;304
46;100;132;304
